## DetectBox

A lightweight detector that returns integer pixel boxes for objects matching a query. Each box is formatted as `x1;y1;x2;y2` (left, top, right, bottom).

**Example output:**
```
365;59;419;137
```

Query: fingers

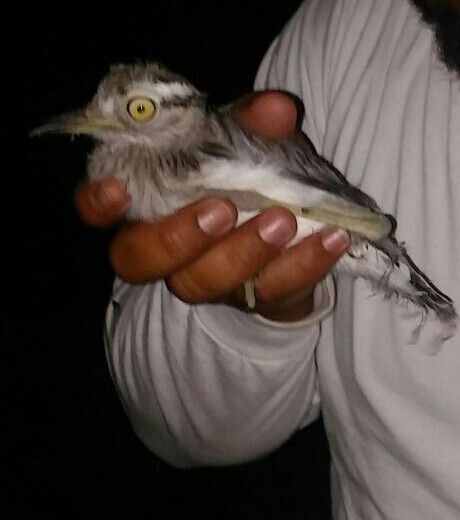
111;200;349;320
168;207;298;303
232;91;298;139
168;217;349;308
109;198;238;282
74;177;131;228
254;227;350;302
229;226;350;323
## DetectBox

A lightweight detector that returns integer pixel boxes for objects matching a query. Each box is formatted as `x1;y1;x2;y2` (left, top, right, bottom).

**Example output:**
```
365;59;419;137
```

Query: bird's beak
30;109;124;137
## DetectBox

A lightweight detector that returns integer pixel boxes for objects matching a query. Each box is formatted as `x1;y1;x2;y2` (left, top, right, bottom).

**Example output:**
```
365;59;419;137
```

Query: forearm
104;278;334;468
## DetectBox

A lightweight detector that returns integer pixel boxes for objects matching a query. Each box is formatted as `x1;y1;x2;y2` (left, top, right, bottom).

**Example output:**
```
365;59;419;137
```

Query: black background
6;1;332;518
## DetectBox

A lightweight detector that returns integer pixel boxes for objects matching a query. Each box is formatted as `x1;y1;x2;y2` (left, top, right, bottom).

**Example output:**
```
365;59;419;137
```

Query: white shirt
105;0;460;518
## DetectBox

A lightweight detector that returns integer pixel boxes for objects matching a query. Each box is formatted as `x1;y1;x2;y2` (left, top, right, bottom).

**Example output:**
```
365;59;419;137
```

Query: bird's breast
86;143;206;221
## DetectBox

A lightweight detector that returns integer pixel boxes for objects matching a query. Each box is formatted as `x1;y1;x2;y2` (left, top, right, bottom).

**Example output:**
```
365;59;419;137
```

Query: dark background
6;1;332;518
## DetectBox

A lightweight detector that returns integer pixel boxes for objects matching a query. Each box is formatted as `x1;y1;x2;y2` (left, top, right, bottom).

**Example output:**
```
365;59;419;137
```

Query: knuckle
295;241;333;279
158;225;200;261
255;273;291;303
223;241;266;274
167;271;209;304
255;246;323;301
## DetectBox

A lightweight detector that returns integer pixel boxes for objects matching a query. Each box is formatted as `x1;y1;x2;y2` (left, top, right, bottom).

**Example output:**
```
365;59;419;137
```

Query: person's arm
106;275;336;468
74;94;346;468
76;96;345;466
74;0;348;466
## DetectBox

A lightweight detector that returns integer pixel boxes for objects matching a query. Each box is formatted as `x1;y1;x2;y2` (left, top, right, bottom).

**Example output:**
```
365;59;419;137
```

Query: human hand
74;92;350;322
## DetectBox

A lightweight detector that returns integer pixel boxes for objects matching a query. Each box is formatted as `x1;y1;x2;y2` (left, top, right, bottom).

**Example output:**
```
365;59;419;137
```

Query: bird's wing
260;130;382;212
210;113;383;210
196;116;393;241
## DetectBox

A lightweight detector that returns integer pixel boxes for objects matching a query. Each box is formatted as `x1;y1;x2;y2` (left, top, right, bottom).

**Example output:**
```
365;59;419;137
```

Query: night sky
7;2;332;518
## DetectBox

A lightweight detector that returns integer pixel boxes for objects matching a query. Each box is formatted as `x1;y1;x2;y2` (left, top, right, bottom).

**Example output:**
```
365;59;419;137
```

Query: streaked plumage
31;61;457;343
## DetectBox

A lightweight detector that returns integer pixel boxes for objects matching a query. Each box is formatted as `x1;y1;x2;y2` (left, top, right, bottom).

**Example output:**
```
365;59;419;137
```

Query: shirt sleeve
105;278;333;468
103;0;341;469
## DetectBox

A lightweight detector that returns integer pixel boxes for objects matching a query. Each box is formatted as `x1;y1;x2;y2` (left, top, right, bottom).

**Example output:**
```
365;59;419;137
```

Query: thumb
74;177;131;228
231;91;299;139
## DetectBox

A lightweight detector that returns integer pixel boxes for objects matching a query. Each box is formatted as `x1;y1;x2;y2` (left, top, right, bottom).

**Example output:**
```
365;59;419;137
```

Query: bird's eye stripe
161;94;205;108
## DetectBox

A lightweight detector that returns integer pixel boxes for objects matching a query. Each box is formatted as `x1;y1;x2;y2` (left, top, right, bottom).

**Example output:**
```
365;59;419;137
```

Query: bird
31;60;457;344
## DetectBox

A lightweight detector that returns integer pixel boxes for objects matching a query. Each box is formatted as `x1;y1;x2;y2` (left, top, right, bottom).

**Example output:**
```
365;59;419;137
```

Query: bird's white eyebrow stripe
151;81;198;102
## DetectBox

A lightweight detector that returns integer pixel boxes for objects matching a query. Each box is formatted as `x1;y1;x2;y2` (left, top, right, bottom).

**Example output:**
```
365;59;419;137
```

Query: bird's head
31;62;208;151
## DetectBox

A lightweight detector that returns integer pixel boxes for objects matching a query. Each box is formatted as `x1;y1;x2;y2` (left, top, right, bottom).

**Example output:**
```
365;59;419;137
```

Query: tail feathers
335;237;457;342
401;250;457;325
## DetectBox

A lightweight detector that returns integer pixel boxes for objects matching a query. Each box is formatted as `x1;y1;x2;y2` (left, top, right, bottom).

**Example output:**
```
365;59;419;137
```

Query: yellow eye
127;97;156;122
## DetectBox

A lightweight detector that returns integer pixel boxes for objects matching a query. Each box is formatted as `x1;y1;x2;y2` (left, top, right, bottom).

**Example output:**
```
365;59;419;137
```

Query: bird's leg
200;189;392;242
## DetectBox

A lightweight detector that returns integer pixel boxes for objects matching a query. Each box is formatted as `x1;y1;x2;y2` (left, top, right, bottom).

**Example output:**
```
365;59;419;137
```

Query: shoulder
256;0;420;90
255;0;426;148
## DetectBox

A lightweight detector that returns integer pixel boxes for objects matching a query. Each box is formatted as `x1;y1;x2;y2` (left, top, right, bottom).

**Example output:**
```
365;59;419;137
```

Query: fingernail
258;212;296;246
321;227;351;254
197;201;235;235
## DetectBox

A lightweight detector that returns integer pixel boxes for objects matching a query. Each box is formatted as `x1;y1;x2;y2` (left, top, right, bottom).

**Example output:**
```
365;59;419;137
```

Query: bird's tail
336;236;457;345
